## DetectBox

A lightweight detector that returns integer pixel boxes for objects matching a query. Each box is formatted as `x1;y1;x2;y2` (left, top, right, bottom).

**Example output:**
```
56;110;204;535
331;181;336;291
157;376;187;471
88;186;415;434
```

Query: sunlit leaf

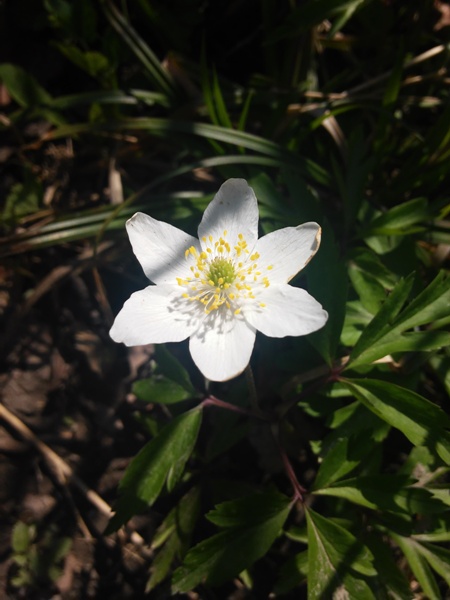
342;379;450;464
306;507;376;600
106;408;202;531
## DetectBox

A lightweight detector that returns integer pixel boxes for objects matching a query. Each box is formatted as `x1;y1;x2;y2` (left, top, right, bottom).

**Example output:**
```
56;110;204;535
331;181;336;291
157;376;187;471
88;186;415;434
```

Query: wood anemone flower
110;178;328;381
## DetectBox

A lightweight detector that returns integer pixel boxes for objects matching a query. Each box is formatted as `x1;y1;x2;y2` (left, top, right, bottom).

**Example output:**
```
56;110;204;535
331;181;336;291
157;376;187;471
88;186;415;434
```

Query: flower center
177;230;271;315
206;258;236;288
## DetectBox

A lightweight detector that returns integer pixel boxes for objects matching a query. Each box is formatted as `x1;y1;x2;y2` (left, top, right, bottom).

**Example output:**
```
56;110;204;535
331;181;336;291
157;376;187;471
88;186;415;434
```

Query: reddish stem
201;395;269;420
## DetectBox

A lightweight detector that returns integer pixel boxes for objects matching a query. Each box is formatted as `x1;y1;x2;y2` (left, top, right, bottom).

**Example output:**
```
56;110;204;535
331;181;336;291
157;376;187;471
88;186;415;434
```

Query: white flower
110;179;328;382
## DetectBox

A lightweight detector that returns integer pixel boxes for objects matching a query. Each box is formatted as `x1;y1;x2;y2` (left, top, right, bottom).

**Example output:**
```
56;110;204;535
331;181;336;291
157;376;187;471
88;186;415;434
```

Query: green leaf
347;272;450;368
314;475;448;515
390;270;450;332
270;0;367;41
172;490;291;591
101;0;177;101
154;345;196;394
0;63;52;107
54;44;111;81
147;487;200;592
342;379;450;464
132;378;193;405
365;534;413;600
415;541;450;587
364;198;429;236
48;119;330;185
11;522;32;554
273;551;308;594
306;219;348;364
107;408;202;531
392;534;441;600
2;175;42;225
347;274;414;367
347;248;397;315
349;265;387;314
313;430;384;489
306;507;376;600
206;488;291;528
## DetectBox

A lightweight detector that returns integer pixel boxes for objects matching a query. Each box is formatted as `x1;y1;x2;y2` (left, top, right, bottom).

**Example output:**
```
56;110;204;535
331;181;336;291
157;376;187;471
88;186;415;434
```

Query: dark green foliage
1;0;450;597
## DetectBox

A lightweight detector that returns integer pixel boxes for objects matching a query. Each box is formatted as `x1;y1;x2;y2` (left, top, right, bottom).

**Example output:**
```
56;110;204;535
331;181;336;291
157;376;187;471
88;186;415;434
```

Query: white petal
110;285;202;345
242;284;328;338
189;310;256;382
198;179;259;253
254;223;322;284
126;212;200;284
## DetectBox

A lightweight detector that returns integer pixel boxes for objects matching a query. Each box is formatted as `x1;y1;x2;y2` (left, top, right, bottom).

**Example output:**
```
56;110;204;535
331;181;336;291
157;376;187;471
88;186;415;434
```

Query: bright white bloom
110;179;328;382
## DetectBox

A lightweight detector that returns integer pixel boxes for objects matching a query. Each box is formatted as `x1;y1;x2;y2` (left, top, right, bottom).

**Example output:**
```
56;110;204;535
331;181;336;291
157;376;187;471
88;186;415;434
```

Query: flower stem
201;395;268;420
271;424;306;503
245;364;260;413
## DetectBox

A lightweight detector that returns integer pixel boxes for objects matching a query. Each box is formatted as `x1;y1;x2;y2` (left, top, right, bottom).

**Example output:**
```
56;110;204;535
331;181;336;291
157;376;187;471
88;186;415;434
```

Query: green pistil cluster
207;258;236;288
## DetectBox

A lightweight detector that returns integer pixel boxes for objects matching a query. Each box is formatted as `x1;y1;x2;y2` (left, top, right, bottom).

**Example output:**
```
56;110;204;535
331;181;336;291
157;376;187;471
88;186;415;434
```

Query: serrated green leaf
106;408;202;532
342;379;450;464
172;490;291;591
306;507;376;600
132;377;193;404
147;487;200;592
314;475;448;515
313;430;383;489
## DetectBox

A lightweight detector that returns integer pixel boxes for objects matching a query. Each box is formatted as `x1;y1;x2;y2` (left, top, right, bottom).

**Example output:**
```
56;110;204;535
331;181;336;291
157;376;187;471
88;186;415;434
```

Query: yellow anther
260;302;266;307
267;265;273;270
223;230;227;236
218;277;224;285
234;308;241;315
238;233;243;240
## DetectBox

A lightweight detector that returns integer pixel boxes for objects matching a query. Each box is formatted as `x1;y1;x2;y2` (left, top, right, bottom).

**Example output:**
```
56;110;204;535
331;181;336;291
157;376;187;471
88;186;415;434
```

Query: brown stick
0;402;112;518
